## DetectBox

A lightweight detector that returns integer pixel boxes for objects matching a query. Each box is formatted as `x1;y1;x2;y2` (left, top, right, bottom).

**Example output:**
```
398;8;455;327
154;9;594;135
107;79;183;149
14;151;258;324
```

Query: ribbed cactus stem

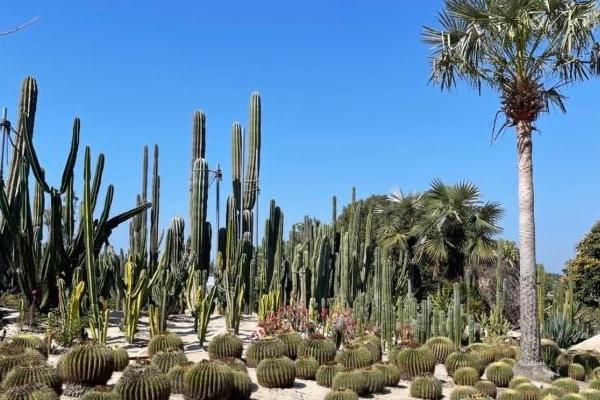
191;158;209;271
231;122;242;214
243;92;261;212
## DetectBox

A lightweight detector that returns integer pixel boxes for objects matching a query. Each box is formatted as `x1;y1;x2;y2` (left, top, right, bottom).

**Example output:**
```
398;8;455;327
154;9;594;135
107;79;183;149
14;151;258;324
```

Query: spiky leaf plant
58;344;114;390
331;370;368;396
446;351;484;376
540;340;561;370
295;356;319;380
474;380;497;398
217;357;247;373
148;333;184;357
182;360;233;400
410;376;443;400
568;364;586;381
581;389;600;400
515;382;541;400
1;335;48;358
208;333;244;360
80;386;120;400
231;370;253;400
297;334;337;365
316;362;345;388
449;385;479;400
324;389;359;400
362;366;385;394
394;347;436;379
498;389;525;400
485;361;514;387
373;362;401;387
454;366;480;386
0;384;58;400
277;331;303;360
425;336;455;364
110;347;130;371
1;363;62;394
256;357;296;389
167;361;194;395
509;377;532;389
0;347;45;381
551;378;579;394
468;343;496;366
246;337;286;367
115;364;170;400
335;344;374;370
151;349;188;373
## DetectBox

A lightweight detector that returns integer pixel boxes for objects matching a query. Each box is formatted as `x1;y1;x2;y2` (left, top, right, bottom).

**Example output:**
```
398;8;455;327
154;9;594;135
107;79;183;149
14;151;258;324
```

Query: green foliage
207;333;243;360
410;376;443;400
148;332;184;357
110;347;129;371
454;366;480;386
331;370;368;396
167;361;193;395
1;363;62;394
246;337;286;367
445;351;483;376
335;344;374;370
567;222;600;308
449;385;479;400
278;331;302;360
515;383;542;400
0;384;59;400
425;336;455;364
80;387;120;400
151;350;188;373
551;378;580;394
57;344;114;386
297;334;336;365
485;361;514;387
568;363;586;381
373;362;401;387
542;312;588;348
256;357;296;389
316;362;345;388
393;347;436;379
324;389;359;400
362;366;385;394
295;356;319;380
115;364;171;400
0;347;45;381
474;380;497;398
231;370;253;400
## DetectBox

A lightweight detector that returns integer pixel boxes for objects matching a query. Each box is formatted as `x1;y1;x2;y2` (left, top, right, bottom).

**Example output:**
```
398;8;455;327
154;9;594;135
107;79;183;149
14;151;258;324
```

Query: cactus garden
2;1;600;400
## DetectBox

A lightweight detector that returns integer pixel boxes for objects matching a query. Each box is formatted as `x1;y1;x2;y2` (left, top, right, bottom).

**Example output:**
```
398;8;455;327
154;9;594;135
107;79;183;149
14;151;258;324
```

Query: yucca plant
324;389;359;400
454;366;480;386
295;356;319;380
425;336;455;364
410;376;443;400
316;362;345;388
331;370;368;396
449;385;479;400
474;380;497;398
485;361;514;387
335;344;374;370
1;363;62;394
207;333;244;360
278;331;303;360
394;347;436;379
256;357;296;389
148;333;184;357
246;337;286;367
373;362;401;387
551;377;580;394
297;334;337;365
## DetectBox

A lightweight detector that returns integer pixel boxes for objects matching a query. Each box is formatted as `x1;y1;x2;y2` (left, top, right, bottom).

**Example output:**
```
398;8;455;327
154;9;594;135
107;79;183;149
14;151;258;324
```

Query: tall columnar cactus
122;257;149;343
449;282;463;349
243;92;261;214
191;158;211;272
190;110;206;213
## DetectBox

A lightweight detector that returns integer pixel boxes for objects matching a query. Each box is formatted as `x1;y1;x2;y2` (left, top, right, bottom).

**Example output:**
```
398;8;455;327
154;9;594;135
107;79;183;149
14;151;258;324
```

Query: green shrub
316;362;345;388
446;351;484;376
115;364;171;400
295;356;319;380
485;361;514;387
297;334;337;365
394;347;436;379
373;362;401;387
474;380;497;398
449;385;479;400
551;377;579;394
425;336;455;364
278;331;303;360
410;376;443;400
362;366;385;394
335;344;374;369
246;337;286;367
207;333;244;360
324;389;359;400
148;332;184;357
1;363;62;394
256;356;296;389
331;370;368;396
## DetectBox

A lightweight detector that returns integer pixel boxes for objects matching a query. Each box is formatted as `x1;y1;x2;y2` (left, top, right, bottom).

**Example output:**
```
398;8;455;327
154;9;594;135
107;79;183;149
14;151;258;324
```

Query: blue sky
1;1;599;273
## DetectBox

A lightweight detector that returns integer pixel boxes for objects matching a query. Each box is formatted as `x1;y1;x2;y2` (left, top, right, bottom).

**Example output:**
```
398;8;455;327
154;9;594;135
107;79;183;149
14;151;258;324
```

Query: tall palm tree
423;0;600;377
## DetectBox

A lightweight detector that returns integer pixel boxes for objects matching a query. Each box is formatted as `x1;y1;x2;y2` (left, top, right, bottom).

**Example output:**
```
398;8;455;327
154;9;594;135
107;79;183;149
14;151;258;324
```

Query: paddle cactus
256;357;296;388
246;337;286;367
485;361;514;387
410;376;443;400
316;362;345;388
115;364;171;400
208;333;244;360
295;356;319;380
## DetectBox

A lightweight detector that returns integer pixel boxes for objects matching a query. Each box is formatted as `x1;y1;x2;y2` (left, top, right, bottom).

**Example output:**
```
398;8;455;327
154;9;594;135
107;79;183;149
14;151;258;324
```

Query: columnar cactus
295;356;319;380
316;362;345;388
362;366;385;394
498;389;525;400
110;347;130;371
335;344;374;370
148;333;184;357
115;364;171;400
454;366;480;386
394;347;436;379
246;337;286;367
515;383;542;400
0;384;58;400
167;361;194;395
256;357;296;389
551;378;580;394
331;371;368;396
1;363;62;394
373;362;401;387
474;380;497;398
151;350;188;373
410;376;443;400
425;336;455;364
568;363;587;381
297;334;337;365
0;347;45;380
449;386;479;400
446;351;484;376
80;387;120;400
485;361;514;387
278;331;303;360
509;376;533;389
231;370;253;400
324;389;359;400
207;333;244;360
57;344;114;394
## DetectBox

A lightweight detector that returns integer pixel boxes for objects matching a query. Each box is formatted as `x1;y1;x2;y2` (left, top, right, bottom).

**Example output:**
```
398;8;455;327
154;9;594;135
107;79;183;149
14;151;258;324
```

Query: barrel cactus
410;376;443;400
500;358;518;366
498;389;525;400
592;367;600;379
551;377;579;394
373;362;401;387
335;344;374;369
1;363;62;394
231;370;253;400
295;356;319;380
556;353;573;376
495;345;519;361
316;362;345;388
568;363;587;381
580;389;600;400
324;389;359;400
474;380;497;398
354;334;382;362
297;334;337;365
454;366;480;386
80;387;120;400
394;347;436;379
167;361;194;395
485;361;514;387
151;349;188;373
331;370;368;396
449;385;479;400
446;351;484;376
591;379;600;390
362;366;385;394
540;386;564;398
572;351;600;373
218;357;247;373
148;332;184;357
208;333;244;360
542;394;560;400
246;337;286;367
509;376;532;389
110;347;130;371
515;382;541;400
0;384;59;400
467;343;496;366
278;331;303;360
256;356;296;389
562;394;587;400
58;344;114;394
425;336;455;364
4;335;48;358
182;360;233;400
115;364;171;400
540;339;561;369
0;347;45;380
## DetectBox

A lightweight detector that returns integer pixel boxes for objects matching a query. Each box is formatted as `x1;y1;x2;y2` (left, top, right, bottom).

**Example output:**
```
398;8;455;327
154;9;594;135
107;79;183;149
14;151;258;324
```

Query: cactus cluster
467;343;496;366
298;334;337;365
218;357;247;373
4;335;48;358
0;384;59;400
324;389;359;400
410;376;443;400
295;356;319;380
485;361;514;387
454;366;480;386
446;351;483;376
151;350;188;373
115;364;171;400
1;363;62;394
183;360;233;400
278;332;303;360
373;362;401;387
394;347;436;379
335;344;374;370
148;333;184;357
449;385;479;400
256;357;296;388
354;334;382;362
316;362;345;388
0;347;45;380
425;336;455;364
246;337;286;367
208;333;244;360
80;387;120;400
331;370;368;396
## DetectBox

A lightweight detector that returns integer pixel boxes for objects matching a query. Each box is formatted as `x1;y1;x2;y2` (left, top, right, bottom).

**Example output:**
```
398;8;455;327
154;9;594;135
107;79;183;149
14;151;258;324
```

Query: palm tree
423;0;600;377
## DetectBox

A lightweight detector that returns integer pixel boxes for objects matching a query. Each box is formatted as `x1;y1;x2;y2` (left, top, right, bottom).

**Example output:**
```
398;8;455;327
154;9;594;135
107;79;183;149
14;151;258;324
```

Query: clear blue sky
1;1;599;273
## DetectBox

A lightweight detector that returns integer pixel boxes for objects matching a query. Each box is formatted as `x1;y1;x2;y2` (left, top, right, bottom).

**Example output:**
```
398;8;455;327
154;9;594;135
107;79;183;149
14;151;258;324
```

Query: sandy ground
0;307;581;400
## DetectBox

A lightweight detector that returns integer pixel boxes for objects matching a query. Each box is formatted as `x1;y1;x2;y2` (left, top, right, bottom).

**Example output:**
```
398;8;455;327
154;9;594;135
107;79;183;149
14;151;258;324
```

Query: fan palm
424;0;600;372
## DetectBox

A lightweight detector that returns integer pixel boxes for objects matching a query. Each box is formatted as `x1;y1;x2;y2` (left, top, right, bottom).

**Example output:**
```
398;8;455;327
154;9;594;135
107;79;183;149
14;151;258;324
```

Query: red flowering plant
324;304;358;345
256;305;310;336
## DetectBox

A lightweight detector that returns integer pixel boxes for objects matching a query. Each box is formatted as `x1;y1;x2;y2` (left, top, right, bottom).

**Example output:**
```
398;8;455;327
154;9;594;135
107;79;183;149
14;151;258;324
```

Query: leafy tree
567;221;600;307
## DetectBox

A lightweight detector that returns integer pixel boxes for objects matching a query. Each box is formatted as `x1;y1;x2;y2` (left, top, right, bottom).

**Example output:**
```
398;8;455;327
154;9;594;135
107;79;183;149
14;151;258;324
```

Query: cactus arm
59;118;80;193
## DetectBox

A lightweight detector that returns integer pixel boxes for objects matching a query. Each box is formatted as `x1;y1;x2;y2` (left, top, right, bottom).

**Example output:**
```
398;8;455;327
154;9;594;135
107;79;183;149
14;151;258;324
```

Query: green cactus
243;92;261;213
217;357;247;373
324;389;359;400
562;395;588;400
183;360;233;400
246;337;286;367
331;370;368;396
572;352;600;373
373;362;401;387
498;389;525;400
542;394;561;400
568;363;586;381
148;332;184;357
295;356;319;380
509;376;533;389
1;363;62;394
454;366;481;386
592;367;600;379
551;378;580;393
316;362;345;388
208;333;244;360
6;335;47;358
555;352;573;375
580;389;600;400
485;361;514;387
110;347;130;371
335;344;374;369
167;361;193;395
446;351;484;376
278;331;303;360
410;376;443;400
449;386;479;400
540;339;561;369
80;387;120;400
540;386;565;398
425;336;455;364
393;347;436;379
151;349;188;373
0;384;58;400
57;344;114;390
115;364;170;400
362;366;385;394
354;334;382;362
495;345;519;360
297;334;337;365
256;357;296;389
500;357;517;366
474;380;497;398
0;347;45;381
467;343;496;366
230;370;253;400
515;383;542;400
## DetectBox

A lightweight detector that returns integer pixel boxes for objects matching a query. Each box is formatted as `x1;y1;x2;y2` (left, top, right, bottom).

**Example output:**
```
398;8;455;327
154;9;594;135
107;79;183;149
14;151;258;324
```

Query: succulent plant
2;335;48;358
57;344;114;390
278;331;303;360
446;351;484;376
324;389;359;400
495;345;518;361
394;347;436;379
0;384;59;400
556;353;573;376
568;363;586;381
63;383;93;398
580;389;600;400
410;376;443;400
540;386;564;398
80;386;120;400
541;394;560;400
540;339;561;369
354;334;382;362
474;380;497;398
551;377;579;394
498;389;525;400
231;370;253;400
331;370;368;396
335;344;374;370
592;367;600;379
256;356;296;389
454;366;481;386
500;358;518;366
148;332;184;357
183;360;233;400
373;362;401;387
115;364;171;400
295;356;319;380
297;334;337;365
449;385;479;400
208;333;244;360
217;357;247;373
425;336;455;364
572;352;600;373
110;347;130;371
509;376;532;389
562;394;587;400
1;363;62;394
515;382;542;400
0;347;45;381
167;361;194;395
151;349;188;373
362;366;385;394
591;378;600;390
485;361;515;387
245;337;286;367
468;343;496;366
316;362;345;388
